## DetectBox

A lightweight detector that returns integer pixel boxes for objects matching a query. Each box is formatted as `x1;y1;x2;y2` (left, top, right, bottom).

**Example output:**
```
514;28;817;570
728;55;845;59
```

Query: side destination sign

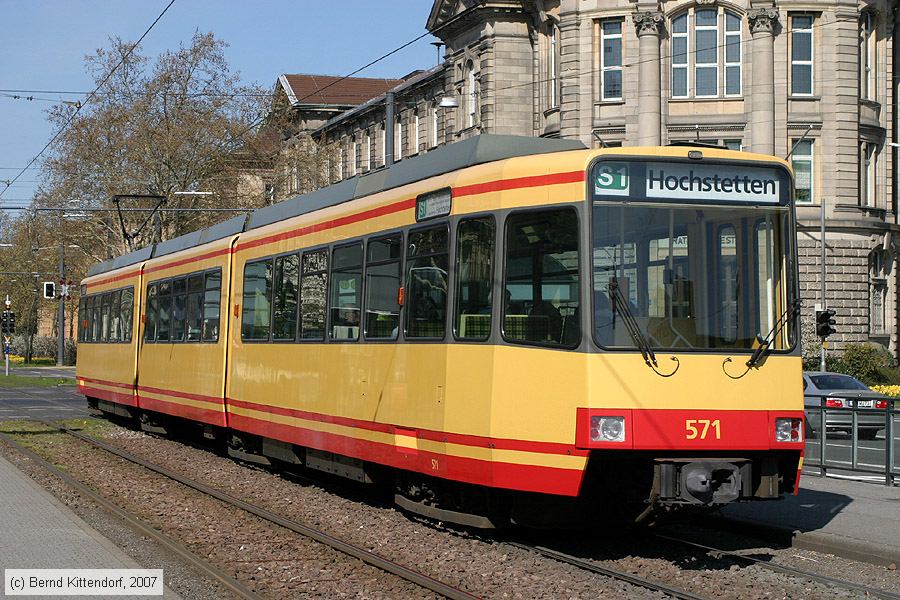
644;162;780;202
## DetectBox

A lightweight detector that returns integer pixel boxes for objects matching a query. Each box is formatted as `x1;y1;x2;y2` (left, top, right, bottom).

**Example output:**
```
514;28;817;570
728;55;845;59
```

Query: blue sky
0;1;438;205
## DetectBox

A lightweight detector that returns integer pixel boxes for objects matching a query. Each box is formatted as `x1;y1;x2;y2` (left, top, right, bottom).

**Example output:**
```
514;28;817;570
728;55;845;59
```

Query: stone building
276;0;899;355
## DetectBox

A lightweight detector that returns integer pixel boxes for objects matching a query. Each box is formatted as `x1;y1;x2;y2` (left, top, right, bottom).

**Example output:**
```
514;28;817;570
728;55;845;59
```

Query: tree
36;32;277;260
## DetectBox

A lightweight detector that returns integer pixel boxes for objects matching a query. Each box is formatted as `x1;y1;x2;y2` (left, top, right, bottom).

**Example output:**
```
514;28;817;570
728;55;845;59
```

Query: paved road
0;386;89;421
12;366;76;379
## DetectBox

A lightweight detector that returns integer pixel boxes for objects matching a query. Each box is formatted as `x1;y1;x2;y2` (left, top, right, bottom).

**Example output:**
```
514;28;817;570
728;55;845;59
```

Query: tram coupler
652;458;751;505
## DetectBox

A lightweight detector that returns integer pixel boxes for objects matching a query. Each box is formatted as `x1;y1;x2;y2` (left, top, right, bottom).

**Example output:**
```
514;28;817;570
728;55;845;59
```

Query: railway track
33;418;741;600
653;532;900;600
504;541;711;600
30;419;479;600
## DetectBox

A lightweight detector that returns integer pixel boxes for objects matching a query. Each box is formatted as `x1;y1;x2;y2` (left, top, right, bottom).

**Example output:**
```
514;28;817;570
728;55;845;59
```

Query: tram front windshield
591;160;795;352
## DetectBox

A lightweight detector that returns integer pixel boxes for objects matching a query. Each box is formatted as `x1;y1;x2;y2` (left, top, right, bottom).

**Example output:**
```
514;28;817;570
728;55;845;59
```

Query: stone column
747;8;779;155
633;11;663;146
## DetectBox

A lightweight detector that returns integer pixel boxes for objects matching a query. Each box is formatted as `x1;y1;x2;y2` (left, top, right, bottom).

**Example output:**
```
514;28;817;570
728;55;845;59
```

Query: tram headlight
775;418;803;443
590;416;626;443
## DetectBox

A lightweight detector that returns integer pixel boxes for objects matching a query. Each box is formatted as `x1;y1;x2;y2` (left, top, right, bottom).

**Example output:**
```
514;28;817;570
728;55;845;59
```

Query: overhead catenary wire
0;0;177;200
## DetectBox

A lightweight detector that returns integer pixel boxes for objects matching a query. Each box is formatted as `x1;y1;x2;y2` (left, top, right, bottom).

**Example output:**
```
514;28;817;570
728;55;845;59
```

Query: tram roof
87;134;586;278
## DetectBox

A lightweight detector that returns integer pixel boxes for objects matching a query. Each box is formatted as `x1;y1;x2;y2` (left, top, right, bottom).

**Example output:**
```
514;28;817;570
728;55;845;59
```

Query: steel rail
42;421;480;600
505;541;711;600
653;532;900;600
0;431;264;600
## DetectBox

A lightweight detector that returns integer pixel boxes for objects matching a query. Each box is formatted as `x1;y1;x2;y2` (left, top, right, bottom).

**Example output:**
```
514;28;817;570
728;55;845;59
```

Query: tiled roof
279;74;404;107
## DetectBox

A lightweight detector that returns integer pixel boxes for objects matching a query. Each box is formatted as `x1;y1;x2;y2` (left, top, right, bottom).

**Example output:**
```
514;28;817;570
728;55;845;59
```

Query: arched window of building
670;7;742;99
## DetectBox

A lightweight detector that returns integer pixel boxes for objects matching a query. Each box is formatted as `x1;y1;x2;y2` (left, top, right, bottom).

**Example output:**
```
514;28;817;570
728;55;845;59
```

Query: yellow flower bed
870;385;900;398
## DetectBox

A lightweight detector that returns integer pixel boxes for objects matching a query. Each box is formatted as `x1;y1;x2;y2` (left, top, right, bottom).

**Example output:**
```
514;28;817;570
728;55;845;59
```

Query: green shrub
832;343;893;385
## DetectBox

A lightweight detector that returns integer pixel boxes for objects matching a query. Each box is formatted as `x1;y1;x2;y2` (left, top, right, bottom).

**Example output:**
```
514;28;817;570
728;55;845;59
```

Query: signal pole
57;241;64;367
4;295;9;376
820;198;826;372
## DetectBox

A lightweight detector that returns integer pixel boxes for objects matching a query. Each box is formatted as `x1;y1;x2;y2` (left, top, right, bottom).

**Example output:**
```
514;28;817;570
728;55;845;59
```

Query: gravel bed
657;523;900;594
86;421;900;600
5;431;437;599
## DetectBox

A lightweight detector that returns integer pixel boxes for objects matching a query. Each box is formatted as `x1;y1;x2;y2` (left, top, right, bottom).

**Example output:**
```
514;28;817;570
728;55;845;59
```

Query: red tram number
685;419;721;440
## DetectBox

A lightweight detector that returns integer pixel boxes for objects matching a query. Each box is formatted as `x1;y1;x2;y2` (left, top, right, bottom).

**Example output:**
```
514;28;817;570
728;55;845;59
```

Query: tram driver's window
503;209;580;346
329;243;363;341
455;217;495;340
242;260;273;341
405;225;449;339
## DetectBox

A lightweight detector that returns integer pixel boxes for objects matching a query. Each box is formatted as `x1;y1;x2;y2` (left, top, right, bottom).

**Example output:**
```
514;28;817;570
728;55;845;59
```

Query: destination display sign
416;188;452;221
593;160;787;204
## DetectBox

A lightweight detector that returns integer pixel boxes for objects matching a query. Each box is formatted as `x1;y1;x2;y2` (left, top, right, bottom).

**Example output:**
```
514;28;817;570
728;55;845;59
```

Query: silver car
803;372;890;440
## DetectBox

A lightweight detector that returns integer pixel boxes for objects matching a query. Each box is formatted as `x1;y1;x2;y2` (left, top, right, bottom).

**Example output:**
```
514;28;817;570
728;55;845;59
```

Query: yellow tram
77;135;804;526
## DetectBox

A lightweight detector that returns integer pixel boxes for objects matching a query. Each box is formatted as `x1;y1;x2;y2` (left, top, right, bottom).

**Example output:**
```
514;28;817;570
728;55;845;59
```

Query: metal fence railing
803;398;898;486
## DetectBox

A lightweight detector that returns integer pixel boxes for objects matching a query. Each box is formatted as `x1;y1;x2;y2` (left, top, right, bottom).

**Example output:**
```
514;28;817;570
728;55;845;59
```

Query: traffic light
1;310;15;335
43;281;56;299
816;308;836;338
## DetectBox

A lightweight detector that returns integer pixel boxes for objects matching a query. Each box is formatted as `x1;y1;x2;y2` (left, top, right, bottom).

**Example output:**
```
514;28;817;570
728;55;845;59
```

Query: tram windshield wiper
608;276;659;370
745;298;801;368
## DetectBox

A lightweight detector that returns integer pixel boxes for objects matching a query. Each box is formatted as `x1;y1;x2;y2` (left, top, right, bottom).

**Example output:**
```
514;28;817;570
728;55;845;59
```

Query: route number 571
685;419;721;440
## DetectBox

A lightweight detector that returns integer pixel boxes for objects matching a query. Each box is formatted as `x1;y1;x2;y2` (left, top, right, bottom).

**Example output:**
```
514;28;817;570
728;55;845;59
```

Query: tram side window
157;280;172;342
202;270;221;342
503;209;580;347
145;284;158;341
172;277;187;342
77;298;86;342
273;254;300;341
185;275;203;341
100;293;111;342
329;243;363;341
91;294;101;342
121;288;134;343
364;235;402;340
455;217;495;341
108;290;122;343
242;260;273;341
405;225;448;339
300;250;328;340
